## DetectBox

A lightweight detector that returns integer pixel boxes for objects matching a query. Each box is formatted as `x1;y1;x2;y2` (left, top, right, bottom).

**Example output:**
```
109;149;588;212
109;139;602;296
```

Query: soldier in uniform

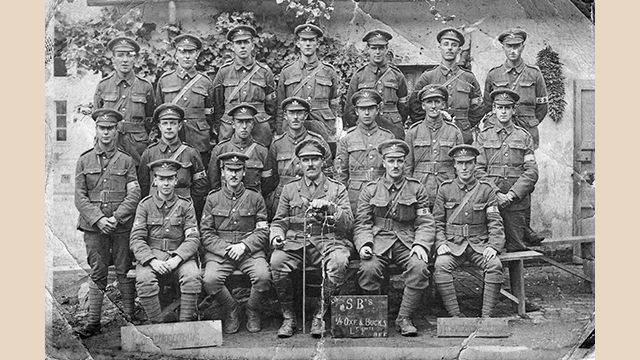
267;97;333;219
407;28;483;144
94;36;155;167
201;152;271;334
73;109;141;338
475;89;538;253
130;159;202;324
208;103;274;196
483;28;548;149
354;139;434;336
343;30;409;140
212;25;277;147
483;28;548;244
138;104;208;220
334;89;395;215
405;85;464;210
156;34;215;166
270;139;354;338
276;24;342;149
433;145;505;318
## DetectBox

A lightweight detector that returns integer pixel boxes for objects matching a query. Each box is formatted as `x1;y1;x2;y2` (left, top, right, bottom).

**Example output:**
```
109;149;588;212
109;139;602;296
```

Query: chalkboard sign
330;295;388;338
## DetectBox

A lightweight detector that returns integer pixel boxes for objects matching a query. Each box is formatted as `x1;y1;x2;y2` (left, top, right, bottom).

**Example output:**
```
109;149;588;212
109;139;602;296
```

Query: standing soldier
276;24;342;150
433;145;505;318
201;152;271;334
138;104;208;220
334;89;395;215
483;28;548;149
130;159;202;324
407;28;483;144
94;36;155;167
483;28;548;243
475;89;538;254
270;139;354;338
267;97;333;219
343;30;409;140
156;34;215;166
208;103;274;195
405;85;463;210
212;25;277;147
354;139;434;336
73;109;141;338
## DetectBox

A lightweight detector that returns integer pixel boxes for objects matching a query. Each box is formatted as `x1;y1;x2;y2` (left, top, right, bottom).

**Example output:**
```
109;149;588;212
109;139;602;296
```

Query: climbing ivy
536;45;567;122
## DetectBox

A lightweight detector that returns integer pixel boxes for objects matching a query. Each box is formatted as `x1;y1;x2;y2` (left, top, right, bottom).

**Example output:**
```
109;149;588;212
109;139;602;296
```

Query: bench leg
508;260;526;317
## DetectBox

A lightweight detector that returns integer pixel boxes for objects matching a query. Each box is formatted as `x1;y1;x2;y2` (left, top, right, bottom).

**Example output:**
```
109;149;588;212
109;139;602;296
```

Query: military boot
395;287;422;337
245;288;264;333
277;302;297;338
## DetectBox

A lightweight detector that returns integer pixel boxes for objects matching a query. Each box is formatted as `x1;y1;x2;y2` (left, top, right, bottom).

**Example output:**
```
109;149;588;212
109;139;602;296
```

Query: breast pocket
369;197;388;211
249;78;267;101
101;92;119;106
443;201;459;218
190;86;209;106
314;76;333;99
110;168;128;190
453;83;471;106
130;94;148;121
169;216;184;227
357;82;375;90
472;202;488;223
517;79;536;105
396;197;418;221
507;139;527;164
212;208;231;228
439;140;455;157
238;208;257;228
276;152;295;173
83;168;102;189
382;81;399;103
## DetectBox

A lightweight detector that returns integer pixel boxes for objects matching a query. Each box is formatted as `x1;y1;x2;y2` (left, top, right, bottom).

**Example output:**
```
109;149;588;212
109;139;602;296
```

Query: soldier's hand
271;236;285;250
482;247;497;265
165;256;182;271
359;246;373;260
496;192;511;208
310;199;335;214
410;245;429;263
437;245;451;256
149;259;170;275
96;217;115;234
225;243;247;261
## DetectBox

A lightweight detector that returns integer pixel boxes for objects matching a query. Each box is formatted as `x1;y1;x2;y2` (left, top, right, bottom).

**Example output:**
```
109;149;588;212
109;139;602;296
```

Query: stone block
121;320;222;352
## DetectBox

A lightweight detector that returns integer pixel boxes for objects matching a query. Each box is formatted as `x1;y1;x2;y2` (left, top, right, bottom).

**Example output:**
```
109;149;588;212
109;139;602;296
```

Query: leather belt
88;190;126;203
487;165;524;179
217;230;249;244
380;104;398;113
446;223;487;237
308;99;331;110
414;161;454;176
148;237;182;252
373;216;413;232
119;121;146;133
183;107;206;118
349;170;385;182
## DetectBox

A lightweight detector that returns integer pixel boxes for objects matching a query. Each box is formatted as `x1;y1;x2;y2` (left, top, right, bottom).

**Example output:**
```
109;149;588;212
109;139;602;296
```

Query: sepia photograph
45;0;595;359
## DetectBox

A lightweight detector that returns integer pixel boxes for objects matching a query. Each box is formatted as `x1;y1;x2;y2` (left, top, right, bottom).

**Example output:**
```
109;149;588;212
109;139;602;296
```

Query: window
55;100;67;141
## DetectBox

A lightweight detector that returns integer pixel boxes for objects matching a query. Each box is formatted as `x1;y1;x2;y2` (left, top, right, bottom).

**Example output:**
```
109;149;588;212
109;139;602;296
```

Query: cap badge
101;114;110;121
182;38;190;45
239;107;248;113
374;33;383;38
291;100;299;106
119;39;128;46
231;156;239;163
363;92;370;97
390;144;398;151
459;148;467;156
237;29;244;35
166;108;175;114
304;26;312;32
161;162;170;169
497;93;510;101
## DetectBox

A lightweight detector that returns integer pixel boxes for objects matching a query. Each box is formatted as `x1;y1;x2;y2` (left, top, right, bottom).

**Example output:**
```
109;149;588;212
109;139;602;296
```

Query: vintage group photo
44;0;596;359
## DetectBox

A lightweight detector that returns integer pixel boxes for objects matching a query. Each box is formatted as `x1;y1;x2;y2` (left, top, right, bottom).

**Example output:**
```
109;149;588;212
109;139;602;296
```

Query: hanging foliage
536;45;567;122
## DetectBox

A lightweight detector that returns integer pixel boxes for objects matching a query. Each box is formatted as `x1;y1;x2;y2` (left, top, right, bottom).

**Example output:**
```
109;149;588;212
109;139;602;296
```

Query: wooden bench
126;250;542;318
536;235;595;284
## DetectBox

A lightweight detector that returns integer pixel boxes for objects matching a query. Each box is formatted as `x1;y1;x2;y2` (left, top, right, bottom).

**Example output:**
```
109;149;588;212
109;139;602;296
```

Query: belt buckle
463;224;469;237
100;190;109;202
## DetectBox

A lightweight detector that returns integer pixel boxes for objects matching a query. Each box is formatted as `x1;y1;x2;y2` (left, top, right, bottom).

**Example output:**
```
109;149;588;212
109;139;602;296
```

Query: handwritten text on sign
331;295;388;338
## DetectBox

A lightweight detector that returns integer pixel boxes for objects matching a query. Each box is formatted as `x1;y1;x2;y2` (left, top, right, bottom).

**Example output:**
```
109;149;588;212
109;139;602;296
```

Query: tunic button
432;139;436;143
234;221;237;224
232;197;236;200
183;97;187;101
103;168;107;171
504;153;508;157
165;217;168;220
121;95;126;99
232;209;236;212
165;229;169;232
122;108;126;111
103;179;107;182
465;212;469;216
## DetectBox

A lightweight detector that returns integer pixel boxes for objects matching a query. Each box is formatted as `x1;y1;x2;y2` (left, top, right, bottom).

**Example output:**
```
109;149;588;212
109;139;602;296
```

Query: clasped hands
149;256;182;276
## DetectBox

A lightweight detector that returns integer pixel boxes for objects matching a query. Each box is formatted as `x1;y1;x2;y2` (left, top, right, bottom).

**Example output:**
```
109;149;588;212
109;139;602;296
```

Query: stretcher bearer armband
524;154;535;162
486;205;499;214
417;207;431;216
535;96;548;104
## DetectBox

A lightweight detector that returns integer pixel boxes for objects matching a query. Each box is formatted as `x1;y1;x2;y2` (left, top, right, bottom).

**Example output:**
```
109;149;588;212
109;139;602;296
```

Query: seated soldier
270;139;354;338
130;159;202;323
201;152;271;334
433;145;505;318
354;139;435;336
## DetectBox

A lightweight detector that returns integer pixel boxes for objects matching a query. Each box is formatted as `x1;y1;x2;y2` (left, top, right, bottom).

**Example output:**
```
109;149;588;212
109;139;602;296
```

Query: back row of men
75;24;545;338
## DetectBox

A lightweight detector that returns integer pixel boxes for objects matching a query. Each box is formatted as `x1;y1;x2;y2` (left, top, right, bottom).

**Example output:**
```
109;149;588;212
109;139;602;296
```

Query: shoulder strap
442;69;465;88
169;144;189;161
374;66;394;88
446;182;481;224
226;65;262;106
243;142;258;158
290;65;325;96
171;74;204;104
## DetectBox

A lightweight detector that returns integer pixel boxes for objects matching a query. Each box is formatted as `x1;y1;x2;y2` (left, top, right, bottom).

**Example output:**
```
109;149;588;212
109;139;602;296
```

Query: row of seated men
74;85;535;340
